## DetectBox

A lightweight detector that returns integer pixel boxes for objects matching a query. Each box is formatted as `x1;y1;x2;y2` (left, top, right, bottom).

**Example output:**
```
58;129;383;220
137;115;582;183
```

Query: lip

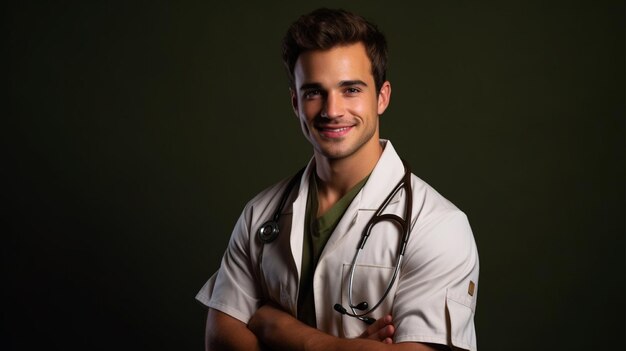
316;125;354;138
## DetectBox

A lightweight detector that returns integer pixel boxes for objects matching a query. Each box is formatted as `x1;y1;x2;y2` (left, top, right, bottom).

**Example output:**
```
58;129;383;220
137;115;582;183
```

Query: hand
248;304;284;336
358;315;395;344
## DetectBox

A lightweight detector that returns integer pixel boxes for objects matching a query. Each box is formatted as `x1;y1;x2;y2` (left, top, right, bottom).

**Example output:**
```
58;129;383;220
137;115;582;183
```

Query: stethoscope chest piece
257;220;279;243
257;167;306;245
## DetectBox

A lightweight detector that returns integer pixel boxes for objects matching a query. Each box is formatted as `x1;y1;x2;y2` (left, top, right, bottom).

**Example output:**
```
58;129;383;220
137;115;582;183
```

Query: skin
205;43;447;351
291;42;391;215
248;305;448;351
205;309;395;351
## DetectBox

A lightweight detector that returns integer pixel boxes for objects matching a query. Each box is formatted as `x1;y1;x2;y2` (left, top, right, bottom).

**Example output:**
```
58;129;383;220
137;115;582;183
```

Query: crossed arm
205;305;446;351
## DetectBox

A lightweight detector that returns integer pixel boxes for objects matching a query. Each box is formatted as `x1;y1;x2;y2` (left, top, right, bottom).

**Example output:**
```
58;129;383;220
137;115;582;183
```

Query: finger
360;315;392;339
363;318;395;342
377;324;395;341
359;318;381;338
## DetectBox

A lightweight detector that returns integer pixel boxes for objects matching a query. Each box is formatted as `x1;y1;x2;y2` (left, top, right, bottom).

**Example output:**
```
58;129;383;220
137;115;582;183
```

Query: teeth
326;127;349;132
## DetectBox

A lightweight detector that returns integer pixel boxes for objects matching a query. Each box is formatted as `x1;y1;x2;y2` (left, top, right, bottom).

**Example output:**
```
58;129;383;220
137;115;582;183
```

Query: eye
303;89;322;99
344;87;361;95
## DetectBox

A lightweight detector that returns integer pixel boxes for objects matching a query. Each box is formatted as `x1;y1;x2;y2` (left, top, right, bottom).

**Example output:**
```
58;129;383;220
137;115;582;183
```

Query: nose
320;92;344;119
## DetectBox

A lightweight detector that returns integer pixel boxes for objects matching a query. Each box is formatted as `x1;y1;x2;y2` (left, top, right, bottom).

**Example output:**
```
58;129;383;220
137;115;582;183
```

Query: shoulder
224;173;299;252
244;173;297;212
238;169;305;227
409;173;468;229
406;173;477;268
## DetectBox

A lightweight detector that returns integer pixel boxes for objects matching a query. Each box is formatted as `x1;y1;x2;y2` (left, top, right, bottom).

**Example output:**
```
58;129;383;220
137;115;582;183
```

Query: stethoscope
256;160;413;325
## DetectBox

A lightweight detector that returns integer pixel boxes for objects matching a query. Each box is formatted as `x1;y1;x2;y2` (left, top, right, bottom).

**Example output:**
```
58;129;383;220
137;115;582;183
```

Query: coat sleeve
392;209;479;351
195;207;262;323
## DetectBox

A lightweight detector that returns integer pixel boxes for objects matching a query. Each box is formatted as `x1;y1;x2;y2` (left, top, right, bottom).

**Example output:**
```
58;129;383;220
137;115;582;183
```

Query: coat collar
283;139;405;214
315;140;407;267
284;139;406;282
357;140;406;210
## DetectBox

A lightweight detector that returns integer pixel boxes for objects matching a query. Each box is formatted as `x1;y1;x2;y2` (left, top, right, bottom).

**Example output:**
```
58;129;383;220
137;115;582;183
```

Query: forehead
293;42;373;87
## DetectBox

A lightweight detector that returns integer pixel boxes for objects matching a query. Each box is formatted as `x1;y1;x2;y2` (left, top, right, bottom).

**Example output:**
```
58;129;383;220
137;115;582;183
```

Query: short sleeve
392;210;479;350
195;210;262;323
195;271;218;306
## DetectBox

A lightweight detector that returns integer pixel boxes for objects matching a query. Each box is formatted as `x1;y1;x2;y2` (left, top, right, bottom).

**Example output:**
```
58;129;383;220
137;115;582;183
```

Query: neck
313;139;383;215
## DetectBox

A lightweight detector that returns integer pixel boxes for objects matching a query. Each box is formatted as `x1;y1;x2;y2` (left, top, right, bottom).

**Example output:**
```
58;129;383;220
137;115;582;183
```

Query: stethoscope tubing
346;160;413;320
256;160;413;324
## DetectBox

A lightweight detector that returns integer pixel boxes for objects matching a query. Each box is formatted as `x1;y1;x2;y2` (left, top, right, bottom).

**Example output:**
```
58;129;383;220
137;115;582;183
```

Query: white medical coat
196;140;479;350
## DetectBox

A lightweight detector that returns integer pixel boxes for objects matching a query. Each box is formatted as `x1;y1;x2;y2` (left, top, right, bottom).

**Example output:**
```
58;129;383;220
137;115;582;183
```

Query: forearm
248;305;437;351
255;324;407;351
205;308;265;351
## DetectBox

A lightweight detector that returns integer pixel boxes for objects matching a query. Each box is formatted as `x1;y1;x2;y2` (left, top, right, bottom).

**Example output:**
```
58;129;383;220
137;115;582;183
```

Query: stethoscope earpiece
334;303;376;325
351;301;369;310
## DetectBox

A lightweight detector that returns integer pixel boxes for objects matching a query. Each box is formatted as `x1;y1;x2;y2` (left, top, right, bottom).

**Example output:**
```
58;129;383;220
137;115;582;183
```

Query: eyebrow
299;80;368;91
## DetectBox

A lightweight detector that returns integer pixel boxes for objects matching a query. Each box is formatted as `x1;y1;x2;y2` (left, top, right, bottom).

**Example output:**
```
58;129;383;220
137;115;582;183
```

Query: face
291;42;391;162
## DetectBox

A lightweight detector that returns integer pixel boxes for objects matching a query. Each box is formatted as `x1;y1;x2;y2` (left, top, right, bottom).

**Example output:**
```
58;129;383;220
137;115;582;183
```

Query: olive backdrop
6;1;624;350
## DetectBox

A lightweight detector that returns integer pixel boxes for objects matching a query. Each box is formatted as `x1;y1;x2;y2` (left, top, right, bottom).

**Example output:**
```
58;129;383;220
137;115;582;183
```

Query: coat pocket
445;289;477;350
339;263;397;338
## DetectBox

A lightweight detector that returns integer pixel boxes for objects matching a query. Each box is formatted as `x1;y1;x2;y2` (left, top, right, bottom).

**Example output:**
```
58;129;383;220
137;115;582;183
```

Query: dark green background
6;1;624;350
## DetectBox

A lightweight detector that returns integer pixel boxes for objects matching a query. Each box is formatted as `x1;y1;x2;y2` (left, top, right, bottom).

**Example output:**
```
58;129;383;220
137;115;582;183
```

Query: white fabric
196;140;479;350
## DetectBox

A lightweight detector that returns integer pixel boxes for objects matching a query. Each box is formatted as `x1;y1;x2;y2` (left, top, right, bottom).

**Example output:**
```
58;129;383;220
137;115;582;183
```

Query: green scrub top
297;172;370;327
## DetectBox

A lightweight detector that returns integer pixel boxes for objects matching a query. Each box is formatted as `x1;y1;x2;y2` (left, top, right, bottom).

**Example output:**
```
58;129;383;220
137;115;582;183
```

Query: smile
317;125;354;138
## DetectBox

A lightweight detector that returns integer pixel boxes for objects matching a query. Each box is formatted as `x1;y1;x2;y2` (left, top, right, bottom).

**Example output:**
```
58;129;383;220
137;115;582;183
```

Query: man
196;8;479;351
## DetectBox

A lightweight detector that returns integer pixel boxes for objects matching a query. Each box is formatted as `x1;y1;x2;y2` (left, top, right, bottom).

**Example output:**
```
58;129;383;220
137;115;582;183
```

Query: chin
317;146;357;160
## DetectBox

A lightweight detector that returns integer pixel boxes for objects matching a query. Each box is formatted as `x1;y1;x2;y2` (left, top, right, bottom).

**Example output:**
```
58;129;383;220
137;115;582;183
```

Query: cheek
301;100;321;119
347;98;370;116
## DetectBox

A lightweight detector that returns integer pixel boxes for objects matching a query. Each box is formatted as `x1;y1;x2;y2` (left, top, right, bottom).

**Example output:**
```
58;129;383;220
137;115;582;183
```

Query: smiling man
196;8;479;351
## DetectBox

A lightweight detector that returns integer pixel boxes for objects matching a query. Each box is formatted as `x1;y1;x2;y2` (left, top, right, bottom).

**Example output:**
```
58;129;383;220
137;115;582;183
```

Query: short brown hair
281;8;388;92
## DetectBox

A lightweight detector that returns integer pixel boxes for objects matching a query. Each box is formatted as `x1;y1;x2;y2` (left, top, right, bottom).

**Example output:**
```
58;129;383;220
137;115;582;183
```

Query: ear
376;81;392;115
290;88;299;117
